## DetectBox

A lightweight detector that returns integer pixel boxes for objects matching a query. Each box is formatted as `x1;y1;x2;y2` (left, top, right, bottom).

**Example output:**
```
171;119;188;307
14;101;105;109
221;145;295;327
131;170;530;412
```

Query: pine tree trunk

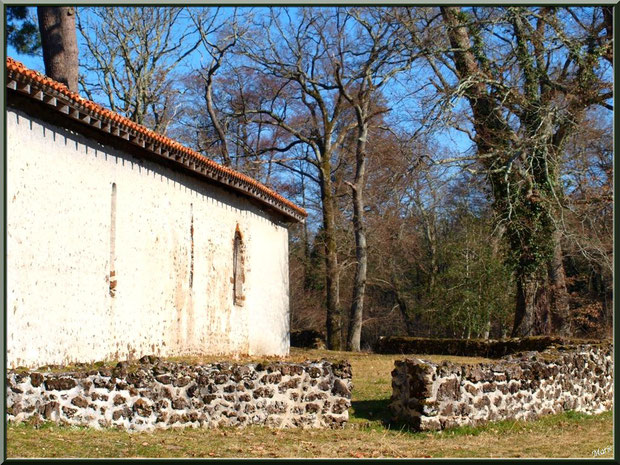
37;7;78;92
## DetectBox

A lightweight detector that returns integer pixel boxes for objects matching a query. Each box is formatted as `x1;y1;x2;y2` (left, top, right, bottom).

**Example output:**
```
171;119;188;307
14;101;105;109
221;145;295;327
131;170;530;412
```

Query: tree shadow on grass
350;399;422;434
350;399;392;424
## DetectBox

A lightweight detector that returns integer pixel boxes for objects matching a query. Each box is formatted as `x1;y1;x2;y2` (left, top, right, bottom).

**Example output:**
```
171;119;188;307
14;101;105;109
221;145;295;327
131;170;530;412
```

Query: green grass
7;348;613;459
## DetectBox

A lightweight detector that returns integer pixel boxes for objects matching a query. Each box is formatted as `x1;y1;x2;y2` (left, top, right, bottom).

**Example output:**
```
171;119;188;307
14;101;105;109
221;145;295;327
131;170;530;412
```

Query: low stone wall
7;356;352;431
376;336;604;358
390;343;613;431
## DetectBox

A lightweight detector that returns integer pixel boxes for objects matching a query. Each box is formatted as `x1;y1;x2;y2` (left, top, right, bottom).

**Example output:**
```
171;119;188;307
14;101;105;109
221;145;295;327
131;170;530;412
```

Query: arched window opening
233;226;245;306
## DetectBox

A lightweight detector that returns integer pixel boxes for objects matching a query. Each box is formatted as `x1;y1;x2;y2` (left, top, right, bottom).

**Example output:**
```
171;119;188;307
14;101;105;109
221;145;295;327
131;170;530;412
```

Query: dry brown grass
7;348;613;459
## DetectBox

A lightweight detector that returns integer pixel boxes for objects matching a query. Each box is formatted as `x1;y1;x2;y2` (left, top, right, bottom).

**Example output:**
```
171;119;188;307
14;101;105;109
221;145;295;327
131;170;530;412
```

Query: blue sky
8;43;42;72
7;6;475;157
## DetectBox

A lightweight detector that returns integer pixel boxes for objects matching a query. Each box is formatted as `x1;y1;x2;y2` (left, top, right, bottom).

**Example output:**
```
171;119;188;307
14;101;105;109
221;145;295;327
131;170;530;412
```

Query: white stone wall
7;358;353;431
7;107;291;369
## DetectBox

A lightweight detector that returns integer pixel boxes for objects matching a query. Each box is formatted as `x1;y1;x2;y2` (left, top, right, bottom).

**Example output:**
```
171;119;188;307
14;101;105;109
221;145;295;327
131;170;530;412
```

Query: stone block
71;396;89;408
44;377;76;391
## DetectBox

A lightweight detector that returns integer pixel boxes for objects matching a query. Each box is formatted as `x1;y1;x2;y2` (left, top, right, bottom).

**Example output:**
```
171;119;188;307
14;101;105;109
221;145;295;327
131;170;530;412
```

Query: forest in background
8;6;613;350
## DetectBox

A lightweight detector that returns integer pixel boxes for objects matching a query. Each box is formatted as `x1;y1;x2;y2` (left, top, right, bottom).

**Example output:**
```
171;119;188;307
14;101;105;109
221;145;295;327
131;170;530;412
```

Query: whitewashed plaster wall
7;107;291;369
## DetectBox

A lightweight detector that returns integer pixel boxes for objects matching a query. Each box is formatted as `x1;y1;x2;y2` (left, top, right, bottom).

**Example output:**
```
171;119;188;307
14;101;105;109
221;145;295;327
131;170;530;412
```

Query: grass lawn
6;348;614;459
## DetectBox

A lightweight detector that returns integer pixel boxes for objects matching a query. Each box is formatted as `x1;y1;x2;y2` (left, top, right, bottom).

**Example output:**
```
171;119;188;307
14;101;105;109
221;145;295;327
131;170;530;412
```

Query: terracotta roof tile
6;57;307;221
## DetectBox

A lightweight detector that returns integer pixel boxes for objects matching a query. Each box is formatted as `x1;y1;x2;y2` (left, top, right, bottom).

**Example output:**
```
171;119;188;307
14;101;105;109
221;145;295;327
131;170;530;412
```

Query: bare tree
187;8;254;166
400;6;612;336
77;7;200;133
237;8;365;349
37;7;79;91
328;7;414;351
560;112;613;335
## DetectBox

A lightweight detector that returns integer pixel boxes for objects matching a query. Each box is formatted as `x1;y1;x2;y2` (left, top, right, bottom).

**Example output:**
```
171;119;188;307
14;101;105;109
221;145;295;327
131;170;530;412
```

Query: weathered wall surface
390;344;613;431
7;107;291;368
7;358;352;431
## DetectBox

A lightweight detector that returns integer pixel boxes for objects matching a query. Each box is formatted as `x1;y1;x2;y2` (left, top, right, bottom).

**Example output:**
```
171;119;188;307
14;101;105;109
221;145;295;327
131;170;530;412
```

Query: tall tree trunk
512;269;551;337
38;7;78;92
548;228;571;336
425;218;438;293
442;6;564;339
346;186;367;351
394;288;416;335
482;320;491;339
300;166;310;263
320;162;341;350
601;265;613;334
485;224;505;339
204;80;231;166
346;124;368;351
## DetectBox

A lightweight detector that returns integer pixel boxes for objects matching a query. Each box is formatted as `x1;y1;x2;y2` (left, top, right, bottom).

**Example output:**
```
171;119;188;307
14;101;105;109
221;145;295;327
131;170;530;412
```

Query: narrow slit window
233;227;245;305
109;182;117;296
189;204;194;290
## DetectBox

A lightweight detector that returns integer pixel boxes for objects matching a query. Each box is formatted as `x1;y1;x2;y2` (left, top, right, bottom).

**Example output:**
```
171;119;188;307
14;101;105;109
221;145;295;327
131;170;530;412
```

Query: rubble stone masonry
7;357;353;431
389;343;613;430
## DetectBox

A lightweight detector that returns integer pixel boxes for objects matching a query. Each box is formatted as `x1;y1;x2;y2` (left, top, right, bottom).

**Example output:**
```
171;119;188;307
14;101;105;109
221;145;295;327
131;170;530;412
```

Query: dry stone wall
390;344;613;431
375;336;604;358
7;357;352;431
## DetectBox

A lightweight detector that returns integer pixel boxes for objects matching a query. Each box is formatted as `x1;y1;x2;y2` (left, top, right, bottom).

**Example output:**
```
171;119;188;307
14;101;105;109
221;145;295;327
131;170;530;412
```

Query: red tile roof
6;57;307;222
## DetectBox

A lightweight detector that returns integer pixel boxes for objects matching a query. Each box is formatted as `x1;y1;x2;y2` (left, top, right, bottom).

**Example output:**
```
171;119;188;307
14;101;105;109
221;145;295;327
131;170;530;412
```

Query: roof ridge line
6;57;307;221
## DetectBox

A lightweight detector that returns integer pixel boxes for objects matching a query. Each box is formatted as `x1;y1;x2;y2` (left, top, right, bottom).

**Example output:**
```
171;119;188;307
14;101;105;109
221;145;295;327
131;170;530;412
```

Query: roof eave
6;65;307;224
